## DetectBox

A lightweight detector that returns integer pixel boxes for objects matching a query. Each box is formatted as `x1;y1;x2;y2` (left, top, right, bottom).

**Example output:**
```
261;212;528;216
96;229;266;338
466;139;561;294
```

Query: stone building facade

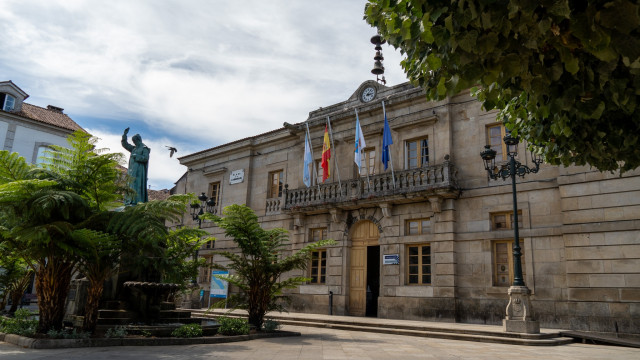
176;80;640;334
1;80;84;163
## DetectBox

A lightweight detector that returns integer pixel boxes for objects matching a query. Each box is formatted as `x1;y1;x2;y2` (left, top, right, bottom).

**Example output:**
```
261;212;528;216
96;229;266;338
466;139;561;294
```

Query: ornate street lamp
480;135;543;334
189;193;217;286
190;192;217;228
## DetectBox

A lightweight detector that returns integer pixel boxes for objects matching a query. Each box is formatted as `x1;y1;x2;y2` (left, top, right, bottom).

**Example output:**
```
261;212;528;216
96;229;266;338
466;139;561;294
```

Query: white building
1;80;83;163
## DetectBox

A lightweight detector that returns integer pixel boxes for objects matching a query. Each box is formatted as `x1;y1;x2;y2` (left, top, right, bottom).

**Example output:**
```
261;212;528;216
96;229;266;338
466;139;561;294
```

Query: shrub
47;328;90;339
105;325;128;338
0;309;37;336
217;316;250;336
171;323;203;338
262;319;280;332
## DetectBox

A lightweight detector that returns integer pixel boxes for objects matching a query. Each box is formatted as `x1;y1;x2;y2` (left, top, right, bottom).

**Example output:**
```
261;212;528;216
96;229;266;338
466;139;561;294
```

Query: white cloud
1;0;408;189
86;128;194;190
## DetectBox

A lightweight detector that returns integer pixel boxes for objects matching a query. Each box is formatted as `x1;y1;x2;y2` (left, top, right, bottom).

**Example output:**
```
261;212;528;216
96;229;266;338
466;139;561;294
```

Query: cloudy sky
0;0;407;190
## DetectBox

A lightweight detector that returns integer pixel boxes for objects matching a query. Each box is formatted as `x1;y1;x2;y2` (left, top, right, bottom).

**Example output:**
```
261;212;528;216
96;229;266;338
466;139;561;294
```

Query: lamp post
480;135;542;334
188;193;217;309
189;193;217;282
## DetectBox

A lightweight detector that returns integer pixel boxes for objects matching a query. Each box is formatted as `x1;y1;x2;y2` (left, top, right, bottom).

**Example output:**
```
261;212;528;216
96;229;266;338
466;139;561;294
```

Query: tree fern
0;150;32;184
210;204;335;329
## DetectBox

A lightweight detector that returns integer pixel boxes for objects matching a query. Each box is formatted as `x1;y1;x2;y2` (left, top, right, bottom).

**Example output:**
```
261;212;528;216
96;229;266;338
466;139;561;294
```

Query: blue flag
354;110;366;172
381;111;393;170
303;131;312;187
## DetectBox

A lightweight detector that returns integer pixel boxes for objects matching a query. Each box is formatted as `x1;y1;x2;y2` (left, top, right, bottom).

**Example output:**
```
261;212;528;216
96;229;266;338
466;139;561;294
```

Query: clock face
361;87;376;102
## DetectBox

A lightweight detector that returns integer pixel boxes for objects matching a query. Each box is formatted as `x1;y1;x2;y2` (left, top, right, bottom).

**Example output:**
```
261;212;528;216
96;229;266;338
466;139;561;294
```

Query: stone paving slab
1;325;638;360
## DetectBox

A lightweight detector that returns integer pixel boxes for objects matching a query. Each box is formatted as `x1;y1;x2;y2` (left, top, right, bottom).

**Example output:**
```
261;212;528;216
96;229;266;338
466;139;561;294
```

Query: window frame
1;93;15;112
268;170;284;198
406;243;431;285
405;137;429;169
486;124;513;163
492;240;525;287
359;147;377;176
308;249;327;284
405;218;431;235
490;211;522;231
208;181;221;207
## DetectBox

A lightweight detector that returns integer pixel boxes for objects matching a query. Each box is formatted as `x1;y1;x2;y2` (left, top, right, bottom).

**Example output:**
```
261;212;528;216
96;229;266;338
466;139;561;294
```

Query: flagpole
382;101;396;190
326;116;343;194
306;122;321;192
355;108;372;192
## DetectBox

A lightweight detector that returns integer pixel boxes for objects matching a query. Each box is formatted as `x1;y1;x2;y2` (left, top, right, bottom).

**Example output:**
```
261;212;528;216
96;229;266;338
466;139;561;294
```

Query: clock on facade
361;86;376;102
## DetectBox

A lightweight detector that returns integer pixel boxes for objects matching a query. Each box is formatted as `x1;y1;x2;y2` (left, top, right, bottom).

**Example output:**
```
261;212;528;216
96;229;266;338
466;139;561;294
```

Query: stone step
192;310;574;346
98;309;136;319
159;310;192;319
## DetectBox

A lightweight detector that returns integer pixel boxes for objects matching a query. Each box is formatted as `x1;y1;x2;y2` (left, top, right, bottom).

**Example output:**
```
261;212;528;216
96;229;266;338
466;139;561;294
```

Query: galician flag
381;110;393;171
303;131;312;187
321;125;331;182
354;110;366;172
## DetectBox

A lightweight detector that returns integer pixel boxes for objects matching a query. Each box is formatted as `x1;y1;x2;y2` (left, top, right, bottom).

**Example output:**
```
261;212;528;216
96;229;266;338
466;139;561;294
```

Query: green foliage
217;316;250;336
105;325;128;338
171;323;203;338
37;131;127;211
0;309;38;336
0;243;32;311
0;132;207;334
159;227;209;288
46;328;90;339
365;0;640;173
204;205;335;329
262;319;280;332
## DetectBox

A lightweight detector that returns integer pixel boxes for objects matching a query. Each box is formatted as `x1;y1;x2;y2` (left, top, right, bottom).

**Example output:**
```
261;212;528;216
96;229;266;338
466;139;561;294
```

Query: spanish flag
321;125;331;182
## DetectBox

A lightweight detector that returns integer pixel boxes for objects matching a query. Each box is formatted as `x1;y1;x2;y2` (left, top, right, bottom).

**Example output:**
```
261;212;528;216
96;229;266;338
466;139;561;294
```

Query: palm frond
0;150;32;184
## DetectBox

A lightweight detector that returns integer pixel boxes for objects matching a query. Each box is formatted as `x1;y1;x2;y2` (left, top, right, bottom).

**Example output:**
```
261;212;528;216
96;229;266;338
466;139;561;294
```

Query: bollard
329;291;333;315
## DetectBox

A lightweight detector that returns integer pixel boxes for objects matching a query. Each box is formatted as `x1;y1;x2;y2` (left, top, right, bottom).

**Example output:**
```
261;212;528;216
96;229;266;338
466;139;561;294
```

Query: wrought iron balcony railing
283;161;459;213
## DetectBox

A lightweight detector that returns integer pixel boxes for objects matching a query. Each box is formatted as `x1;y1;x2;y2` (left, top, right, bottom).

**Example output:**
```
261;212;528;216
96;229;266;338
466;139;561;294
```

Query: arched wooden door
349;220;380;316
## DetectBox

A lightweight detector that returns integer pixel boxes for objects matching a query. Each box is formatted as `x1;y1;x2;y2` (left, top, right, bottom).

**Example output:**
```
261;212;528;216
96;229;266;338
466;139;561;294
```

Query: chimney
47;105;64;113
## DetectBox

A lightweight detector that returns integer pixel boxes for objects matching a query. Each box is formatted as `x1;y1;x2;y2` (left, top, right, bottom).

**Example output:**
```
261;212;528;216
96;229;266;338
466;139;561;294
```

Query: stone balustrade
265;197;282;215
283;161;459;213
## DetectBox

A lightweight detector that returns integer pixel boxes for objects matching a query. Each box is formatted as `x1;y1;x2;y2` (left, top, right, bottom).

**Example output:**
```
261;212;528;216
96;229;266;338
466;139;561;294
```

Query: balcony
283;161;460;214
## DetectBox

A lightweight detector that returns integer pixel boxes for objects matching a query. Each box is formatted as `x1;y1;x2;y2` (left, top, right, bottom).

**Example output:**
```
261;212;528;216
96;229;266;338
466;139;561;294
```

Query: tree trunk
8;288;22;313
8;270;34;313
35;260;74;333
82;278;103;333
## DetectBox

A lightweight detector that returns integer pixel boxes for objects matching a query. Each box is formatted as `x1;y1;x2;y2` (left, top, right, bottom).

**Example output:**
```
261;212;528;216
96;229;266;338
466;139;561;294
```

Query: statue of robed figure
121;127;150;205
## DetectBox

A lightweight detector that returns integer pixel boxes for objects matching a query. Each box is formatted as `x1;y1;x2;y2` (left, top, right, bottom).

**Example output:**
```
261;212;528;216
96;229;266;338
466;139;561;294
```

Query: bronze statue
121;128;150;205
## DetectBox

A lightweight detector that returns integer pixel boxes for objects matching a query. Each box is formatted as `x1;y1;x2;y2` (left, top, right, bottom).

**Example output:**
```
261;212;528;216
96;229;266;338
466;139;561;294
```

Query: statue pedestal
503;286;540;334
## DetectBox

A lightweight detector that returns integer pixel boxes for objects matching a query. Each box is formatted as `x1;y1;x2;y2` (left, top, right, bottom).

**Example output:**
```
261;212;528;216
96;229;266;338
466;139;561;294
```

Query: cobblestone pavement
1;325;638;360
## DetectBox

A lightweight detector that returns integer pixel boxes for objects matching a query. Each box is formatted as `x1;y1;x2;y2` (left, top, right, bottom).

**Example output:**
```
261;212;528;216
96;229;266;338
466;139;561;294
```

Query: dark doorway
365;245;380;317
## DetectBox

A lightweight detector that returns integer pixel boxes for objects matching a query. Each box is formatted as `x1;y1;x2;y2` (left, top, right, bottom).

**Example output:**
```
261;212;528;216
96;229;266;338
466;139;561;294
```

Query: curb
0;331;300;349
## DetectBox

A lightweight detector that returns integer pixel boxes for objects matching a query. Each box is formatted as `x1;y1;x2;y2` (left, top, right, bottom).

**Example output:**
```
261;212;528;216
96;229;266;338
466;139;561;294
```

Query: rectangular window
310;227;327;242
204;240;214;249
209;182;220;207
486;124;514;163
359;147;376;176
406;138;429;169
493;240;525;286
268;170;284;198
405;218;431;235
406;244;431;285
314;159;331;184
1;94;15;112
309;249;327;284
491;211;522;230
